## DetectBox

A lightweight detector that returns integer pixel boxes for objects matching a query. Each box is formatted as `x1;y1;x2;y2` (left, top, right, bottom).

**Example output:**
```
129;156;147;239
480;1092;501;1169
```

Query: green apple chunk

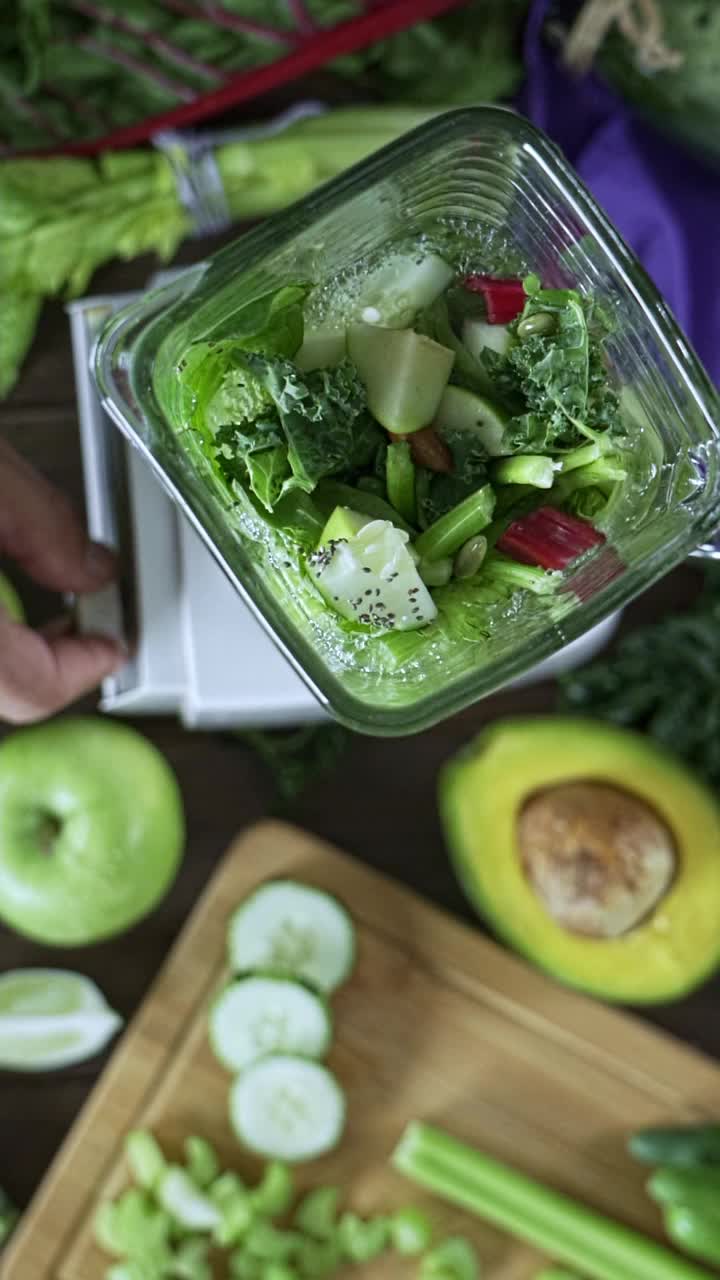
0;717;184;945
294;327;346;372
308;518;436;632
0;571;24;623
318;505;369;546
347;324;455;434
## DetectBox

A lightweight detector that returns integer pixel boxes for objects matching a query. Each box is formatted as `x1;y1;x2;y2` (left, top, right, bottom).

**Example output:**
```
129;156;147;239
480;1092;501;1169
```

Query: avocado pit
517;781;676;939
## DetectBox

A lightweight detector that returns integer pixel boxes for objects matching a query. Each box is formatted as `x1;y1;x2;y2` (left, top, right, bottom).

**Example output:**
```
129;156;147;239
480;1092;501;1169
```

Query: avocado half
440;717;720;1004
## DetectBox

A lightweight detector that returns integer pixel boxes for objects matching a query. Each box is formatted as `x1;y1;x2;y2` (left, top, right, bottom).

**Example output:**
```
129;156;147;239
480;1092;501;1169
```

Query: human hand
0;440;125;723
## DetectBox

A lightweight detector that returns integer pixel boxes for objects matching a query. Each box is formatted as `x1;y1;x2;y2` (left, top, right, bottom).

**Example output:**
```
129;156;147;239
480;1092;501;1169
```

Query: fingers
0;440;116;593
0;617;124;724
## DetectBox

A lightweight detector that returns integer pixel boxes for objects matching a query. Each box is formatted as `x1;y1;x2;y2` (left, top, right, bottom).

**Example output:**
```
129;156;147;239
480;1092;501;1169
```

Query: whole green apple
0;718;184;945
0;571;24;623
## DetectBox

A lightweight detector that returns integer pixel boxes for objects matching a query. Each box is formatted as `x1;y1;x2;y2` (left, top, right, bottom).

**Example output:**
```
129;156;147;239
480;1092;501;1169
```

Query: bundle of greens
0;0;528;152
0;105;436;397
551;0;720;166
558;566;720;788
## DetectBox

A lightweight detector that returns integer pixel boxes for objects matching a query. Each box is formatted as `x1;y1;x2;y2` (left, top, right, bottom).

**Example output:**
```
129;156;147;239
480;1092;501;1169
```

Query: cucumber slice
209;976;332;1073
157;1167;221;1232
435;385;508;456
227;881;355;994
462;317;511;359
229;1055;346;1162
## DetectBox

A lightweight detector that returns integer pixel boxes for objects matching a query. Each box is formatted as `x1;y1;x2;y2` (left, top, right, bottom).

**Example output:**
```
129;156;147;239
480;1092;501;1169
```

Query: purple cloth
517;0;720;384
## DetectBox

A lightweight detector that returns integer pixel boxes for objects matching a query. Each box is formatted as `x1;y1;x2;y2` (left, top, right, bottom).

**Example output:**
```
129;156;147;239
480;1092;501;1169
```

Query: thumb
0;618;124;724
0;441;116;593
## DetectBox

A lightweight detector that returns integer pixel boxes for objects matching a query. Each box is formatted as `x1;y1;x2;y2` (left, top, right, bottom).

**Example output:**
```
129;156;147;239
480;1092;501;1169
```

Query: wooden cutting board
6;819;720;1280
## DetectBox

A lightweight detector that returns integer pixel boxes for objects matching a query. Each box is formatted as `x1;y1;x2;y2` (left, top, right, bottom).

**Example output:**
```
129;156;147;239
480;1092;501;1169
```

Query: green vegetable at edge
393;1121;716;1280
649;1165;720;1216
414;485;495;562
386;441;417;525
665;1205;720;1266
630;1126;720;1169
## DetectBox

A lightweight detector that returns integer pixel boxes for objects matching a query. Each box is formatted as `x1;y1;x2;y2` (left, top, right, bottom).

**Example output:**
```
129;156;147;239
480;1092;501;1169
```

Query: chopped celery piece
125;1131;167;1192
337;1211;389;1262
558;442;601;472
535;1270;584;1280
158;1167;221;1233
244;1220;303;1261
419;1235;479;1280
295;1237;341;1278
94;1188;172;1265
230;1253;263;1280
551;456;626;503
386;441;417;525
105;1265;151;1280
184;1137;219;1190
171;1238;213;1280
263;1266;299;1280
414;485;495;562
210;1173;253;1247
393;1122;715;1280
294;1186;341;1239
390;1205;433;1255
251;1162;294;1217
484;553;557;595
492;455;559;489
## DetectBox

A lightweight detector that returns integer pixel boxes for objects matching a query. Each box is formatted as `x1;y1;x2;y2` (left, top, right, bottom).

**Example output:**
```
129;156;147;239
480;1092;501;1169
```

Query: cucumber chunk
229;1055;346;1163
462;317;511;358
227;880;355;994
209;976;332;1073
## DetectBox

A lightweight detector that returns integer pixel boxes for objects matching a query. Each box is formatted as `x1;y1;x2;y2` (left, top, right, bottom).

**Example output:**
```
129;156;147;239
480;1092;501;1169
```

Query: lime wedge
0;968;107;1016
0;970;122;1070
0;1008;122;1071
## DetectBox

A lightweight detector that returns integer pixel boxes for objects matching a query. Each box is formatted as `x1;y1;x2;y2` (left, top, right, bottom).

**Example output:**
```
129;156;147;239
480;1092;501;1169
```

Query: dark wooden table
0;239;716;1214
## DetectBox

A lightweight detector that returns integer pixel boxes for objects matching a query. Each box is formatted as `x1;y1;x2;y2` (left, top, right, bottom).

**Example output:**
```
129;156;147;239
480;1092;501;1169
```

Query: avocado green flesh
441;717;720;1003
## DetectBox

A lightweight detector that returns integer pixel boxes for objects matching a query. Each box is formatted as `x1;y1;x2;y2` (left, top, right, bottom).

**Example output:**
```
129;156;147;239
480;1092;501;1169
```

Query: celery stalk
414;486;495;562
393;1123;715;1280
492;456;559;489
